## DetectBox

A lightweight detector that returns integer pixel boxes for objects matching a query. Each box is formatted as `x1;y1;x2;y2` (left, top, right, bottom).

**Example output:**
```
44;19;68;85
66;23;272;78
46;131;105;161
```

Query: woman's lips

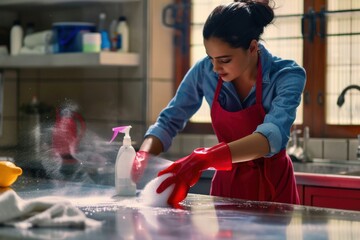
218;73;228;78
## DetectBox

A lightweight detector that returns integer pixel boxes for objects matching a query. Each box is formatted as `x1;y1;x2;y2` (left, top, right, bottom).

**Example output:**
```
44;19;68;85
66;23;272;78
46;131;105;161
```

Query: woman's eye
220;58;231;64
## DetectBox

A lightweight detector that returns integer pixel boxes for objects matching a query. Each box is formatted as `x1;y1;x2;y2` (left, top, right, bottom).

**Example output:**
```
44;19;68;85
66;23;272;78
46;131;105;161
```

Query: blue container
53;22;96;53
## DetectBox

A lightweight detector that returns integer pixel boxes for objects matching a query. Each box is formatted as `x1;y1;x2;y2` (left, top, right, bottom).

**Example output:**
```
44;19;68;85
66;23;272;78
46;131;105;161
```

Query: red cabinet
296;173;360;211
303;186;360;211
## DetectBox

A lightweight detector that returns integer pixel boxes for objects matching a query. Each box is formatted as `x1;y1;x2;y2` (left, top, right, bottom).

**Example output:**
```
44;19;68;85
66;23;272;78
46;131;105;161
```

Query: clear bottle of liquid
116;16;129;52
98;13;110;51
109;19;118;51
110;125;136;196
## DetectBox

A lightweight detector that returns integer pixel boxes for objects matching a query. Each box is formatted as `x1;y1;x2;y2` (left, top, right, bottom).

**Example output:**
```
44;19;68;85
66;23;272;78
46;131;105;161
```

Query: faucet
287;126;312;162
337;84;360;107
337;85;360;161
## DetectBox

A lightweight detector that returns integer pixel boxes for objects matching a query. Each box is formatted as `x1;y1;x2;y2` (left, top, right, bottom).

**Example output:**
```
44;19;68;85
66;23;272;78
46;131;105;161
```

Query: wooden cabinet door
304;186;360;211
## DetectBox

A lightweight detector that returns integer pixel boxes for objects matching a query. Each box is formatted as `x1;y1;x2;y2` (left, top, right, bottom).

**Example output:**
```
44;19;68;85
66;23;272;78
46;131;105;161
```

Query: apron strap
214;77;222;102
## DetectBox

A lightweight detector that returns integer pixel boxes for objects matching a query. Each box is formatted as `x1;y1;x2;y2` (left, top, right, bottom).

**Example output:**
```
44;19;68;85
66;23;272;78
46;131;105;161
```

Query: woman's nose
212;62;220;73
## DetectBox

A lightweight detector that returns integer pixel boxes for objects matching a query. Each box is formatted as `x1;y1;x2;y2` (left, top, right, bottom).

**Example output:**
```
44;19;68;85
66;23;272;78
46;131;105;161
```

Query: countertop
1;176;360;240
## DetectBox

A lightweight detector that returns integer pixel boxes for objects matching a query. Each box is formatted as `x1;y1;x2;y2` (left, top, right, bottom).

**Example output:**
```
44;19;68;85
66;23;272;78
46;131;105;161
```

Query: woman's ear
249;40;258;54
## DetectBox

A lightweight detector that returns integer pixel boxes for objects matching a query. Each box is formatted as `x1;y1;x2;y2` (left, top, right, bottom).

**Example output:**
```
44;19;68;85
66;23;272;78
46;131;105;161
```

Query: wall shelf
0;52;139;68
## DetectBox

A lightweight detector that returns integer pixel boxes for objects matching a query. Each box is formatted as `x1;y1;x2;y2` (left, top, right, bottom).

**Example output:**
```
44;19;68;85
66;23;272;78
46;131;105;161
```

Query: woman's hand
156;142;232;206
131;151;149;183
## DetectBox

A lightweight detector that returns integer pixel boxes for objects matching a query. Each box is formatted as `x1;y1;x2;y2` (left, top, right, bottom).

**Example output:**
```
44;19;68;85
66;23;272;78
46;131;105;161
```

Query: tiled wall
1;68;146;147
0;71;17;147
163;134;360;161
0;2;148;149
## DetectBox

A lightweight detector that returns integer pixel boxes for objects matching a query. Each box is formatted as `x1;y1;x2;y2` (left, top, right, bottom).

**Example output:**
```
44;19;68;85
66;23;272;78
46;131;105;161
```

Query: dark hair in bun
203;0;275;49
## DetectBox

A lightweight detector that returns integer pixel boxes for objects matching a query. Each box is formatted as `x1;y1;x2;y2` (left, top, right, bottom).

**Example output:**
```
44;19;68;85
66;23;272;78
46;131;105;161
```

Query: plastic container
110;125;136;196
52;22;96;53
98;13;110;51
109;19;118;51
10;20;23;56
82;32;101;52
116;16;129;52
0;161;22;187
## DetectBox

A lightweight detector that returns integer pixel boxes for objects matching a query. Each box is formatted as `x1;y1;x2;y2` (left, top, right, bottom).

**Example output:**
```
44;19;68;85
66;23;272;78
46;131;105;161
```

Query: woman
132;0;305;207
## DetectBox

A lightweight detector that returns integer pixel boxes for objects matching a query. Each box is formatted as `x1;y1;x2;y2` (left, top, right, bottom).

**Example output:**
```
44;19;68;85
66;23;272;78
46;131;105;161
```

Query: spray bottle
110;125;136;196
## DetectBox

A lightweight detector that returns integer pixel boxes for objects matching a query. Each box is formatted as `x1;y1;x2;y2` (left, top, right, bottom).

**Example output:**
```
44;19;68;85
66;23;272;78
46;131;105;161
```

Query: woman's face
204;37;255;82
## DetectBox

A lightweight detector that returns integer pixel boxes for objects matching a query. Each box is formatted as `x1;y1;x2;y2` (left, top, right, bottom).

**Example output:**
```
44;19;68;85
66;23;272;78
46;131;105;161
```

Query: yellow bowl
0;161;22;187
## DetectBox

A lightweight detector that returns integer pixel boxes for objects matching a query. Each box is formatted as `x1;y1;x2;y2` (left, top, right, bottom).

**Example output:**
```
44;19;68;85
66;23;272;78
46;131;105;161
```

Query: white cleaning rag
19;44;54;55
24;30;54;48
0;190;101;229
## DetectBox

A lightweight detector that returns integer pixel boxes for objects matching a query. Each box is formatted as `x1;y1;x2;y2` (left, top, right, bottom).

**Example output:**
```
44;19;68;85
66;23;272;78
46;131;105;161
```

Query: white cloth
19;45;54;55
0;190;101;229
24;30;54;48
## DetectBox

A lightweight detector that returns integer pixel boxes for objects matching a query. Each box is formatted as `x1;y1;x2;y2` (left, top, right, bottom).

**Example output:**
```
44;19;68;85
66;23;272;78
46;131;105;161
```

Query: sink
341;171;360;176
292;160;360;176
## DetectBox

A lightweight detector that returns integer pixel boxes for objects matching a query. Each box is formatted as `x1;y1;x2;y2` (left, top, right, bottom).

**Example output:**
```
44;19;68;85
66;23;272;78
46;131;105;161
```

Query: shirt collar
258;43;271;84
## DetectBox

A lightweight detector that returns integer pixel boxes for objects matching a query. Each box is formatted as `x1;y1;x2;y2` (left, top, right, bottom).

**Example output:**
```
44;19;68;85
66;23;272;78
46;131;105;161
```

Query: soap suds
139;173;174;207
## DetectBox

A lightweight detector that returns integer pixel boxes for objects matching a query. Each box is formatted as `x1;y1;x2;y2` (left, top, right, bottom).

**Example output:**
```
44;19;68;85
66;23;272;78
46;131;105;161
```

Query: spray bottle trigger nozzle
110;126;128;143
109;125;132;143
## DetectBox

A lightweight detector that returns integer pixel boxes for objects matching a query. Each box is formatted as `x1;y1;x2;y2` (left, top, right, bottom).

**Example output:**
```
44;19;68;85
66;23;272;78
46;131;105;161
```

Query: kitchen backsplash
0;68;146;148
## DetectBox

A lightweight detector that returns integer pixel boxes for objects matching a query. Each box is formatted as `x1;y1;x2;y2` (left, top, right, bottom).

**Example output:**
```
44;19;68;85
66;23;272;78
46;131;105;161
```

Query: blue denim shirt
145;44;306;157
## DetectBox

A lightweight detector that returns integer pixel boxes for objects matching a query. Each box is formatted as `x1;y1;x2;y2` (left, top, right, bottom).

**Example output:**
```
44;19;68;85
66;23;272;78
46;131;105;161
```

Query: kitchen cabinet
190;170;360;211
296;173;360;211
303;186;360;211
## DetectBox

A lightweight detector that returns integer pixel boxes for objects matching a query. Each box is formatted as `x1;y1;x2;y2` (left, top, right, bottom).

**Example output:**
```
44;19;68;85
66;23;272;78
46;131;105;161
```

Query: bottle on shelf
10;20;23;56
98;13;110;51
109;18;118;51
116;16;129;53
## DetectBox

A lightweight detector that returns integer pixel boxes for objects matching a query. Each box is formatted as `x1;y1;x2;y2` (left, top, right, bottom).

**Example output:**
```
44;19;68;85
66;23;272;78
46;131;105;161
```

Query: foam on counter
139;173;174;207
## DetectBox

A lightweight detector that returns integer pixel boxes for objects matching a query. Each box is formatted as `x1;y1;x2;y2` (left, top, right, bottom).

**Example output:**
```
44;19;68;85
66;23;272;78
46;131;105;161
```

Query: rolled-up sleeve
145;60;206;151
255;66;306;157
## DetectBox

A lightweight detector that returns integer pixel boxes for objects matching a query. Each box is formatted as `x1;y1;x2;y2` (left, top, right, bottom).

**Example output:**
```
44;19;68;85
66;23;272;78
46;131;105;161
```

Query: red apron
210;60;300;204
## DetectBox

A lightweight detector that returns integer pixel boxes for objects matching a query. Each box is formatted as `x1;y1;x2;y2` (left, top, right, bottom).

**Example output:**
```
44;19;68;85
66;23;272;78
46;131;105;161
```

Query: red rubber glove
156;142;232;206
131;151;150;183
